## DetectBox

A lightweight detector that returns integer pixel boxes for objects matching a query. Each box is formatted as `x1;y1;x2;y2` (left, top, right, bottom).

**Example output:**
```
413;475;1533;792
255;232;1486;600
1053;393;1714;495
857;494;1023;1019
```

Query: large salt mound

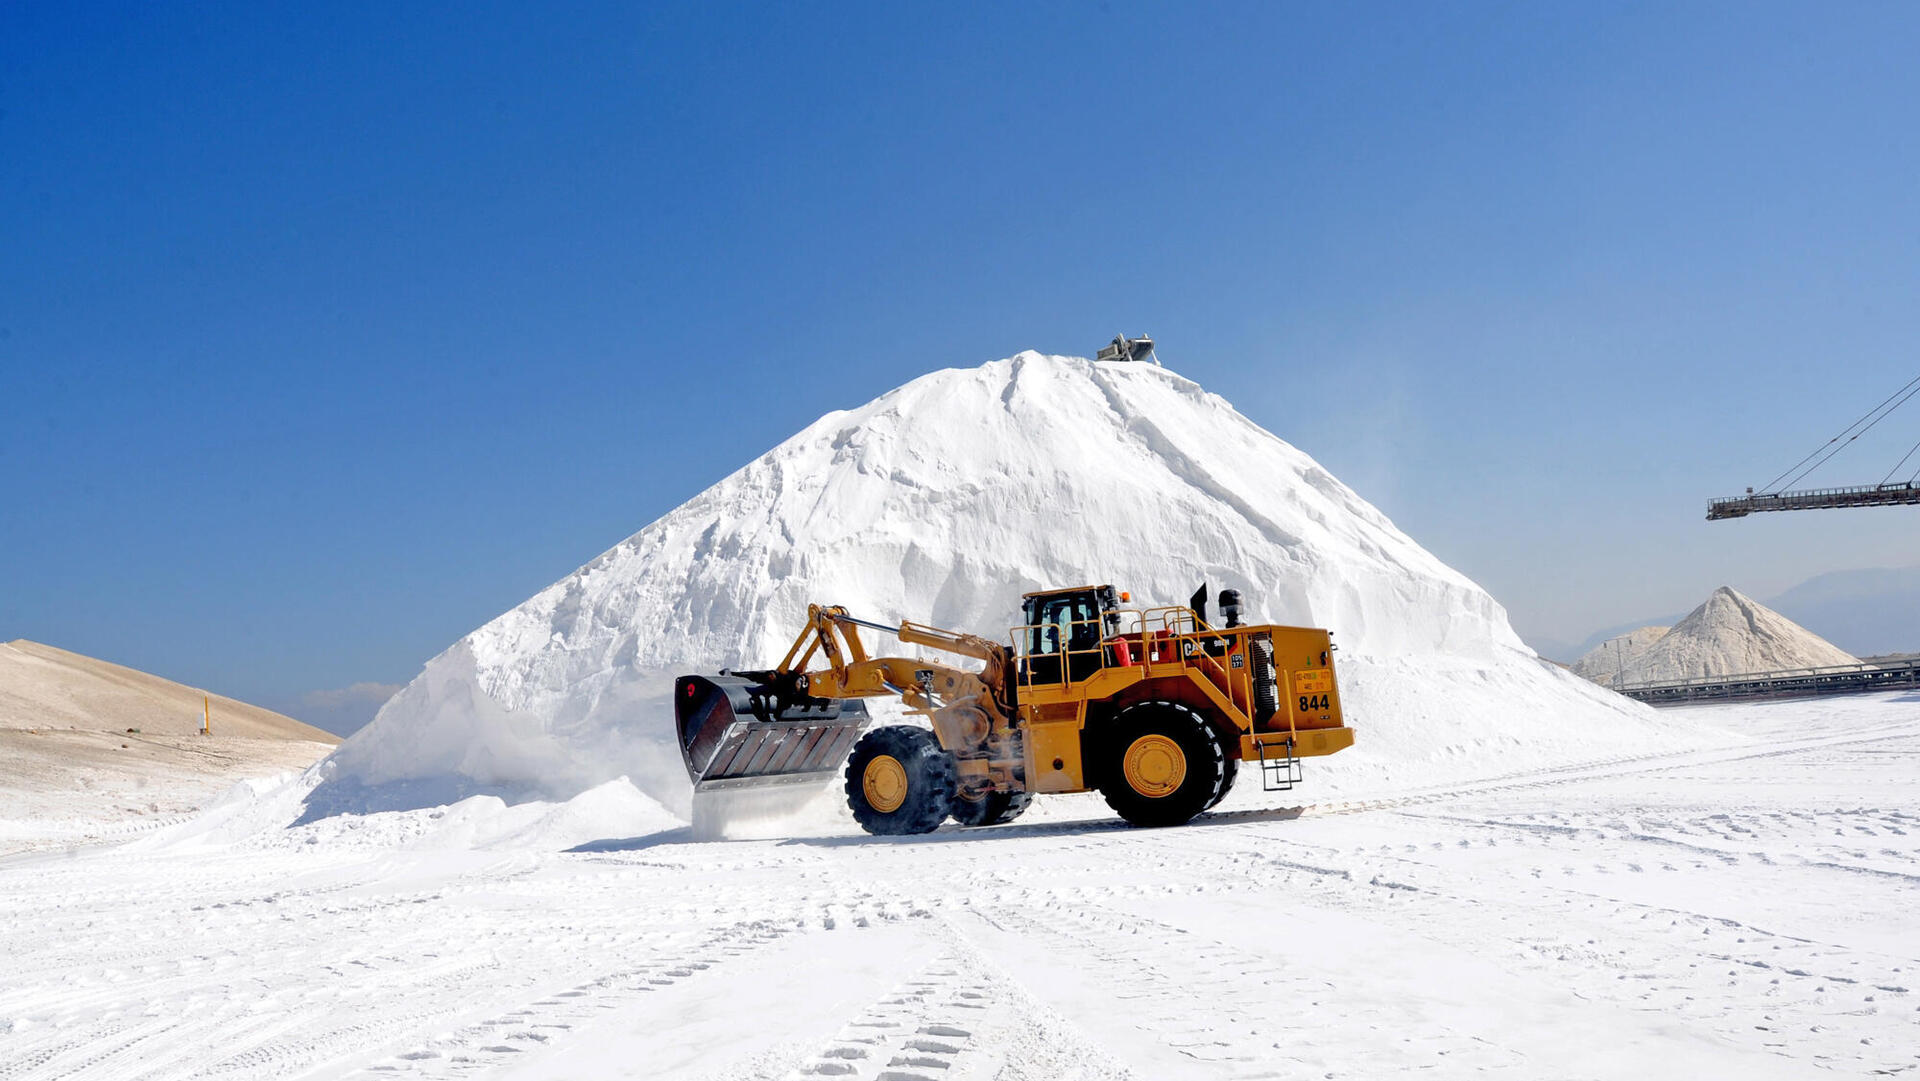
1617;587;1860;683
318;352;1698;818
1570;626;1670;685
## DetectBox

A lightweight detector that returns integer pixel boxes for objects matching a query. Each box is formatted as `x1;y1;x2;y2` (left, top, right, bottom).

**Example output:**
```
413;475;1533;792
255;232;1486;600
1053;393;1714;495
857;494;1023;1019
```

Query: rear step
1254;735;1302;792
675;674;870;791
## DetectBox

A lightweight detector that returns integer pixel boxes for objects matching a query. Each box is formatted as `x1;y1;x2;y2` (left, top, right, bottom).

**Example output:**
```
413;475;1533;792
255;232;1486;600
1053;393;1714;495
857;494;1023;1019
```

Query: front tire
845;726;957;835
1096;701;1229;827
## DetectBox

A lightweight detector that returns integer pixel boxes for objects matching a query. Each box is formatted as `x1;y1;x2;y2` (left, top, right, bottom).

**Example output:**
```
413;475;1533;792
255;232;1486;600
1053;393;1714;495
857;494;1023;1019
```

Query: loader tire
949;789;1033;828
1096;701;1228;828
1207;754;1238;810
845;726;957;836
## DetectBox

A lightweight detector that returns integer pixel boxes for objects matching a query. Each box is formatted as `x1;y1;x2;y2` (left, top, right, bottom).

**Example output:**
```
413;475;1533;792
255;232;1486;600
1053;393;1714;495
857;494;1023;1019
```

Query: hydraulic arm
675;605;1021;797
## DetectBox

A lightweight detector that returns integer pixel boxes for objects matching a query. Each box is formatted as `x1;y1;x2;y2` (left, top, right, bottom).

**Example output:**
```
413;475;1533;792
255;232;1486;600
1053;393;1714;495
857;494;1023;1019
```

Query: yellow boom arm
768;604;1016;768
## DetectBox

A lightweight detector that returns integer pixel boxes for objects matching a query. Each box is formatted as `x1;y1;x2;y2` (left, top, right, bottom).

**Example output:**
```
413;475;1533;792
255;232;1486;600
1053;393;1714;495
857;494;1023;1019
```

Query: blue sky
5;2;1919;727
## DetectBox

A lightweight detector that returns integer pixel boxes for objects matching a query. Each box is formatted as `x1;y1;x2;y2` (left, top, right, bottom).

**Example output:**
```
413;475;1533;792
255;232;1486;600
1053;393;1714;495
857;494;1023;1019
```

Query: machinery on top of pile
1095;334;1158;364
675;584;1353;835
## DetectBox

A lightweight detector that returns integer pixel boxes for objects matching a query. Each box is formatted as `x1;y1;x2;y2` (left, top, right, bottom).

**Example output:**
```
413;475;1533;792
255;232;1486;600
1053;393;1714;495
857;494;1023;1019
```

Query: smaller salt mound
1621;587;1859;683
278;778;684;852
134;771;684;854
1571;626;1671;684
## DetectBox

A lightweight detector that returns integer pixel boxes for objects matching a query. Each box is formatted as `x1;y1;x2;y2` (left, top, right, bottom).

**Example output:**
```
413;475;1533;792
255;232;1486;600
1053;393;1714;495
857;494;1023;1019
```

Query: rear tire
949;789;1033;828
1096;701;1229;828
1207;753;1238;810
844;726;957;836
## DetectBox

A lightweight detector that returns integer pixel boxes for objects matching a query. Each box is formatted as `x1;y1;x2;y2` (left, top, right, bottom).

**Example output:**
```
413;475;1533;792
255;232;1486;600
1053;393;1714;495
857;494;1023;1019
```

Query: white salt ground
3;691;1916;1079
10;352;1903;1076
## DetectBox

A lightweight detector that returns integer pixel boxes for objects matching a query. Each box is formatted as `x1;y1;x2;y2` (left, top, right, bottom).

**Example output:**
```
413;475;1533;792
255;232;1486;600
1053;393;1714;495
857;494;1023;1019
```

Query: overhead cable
1764;374;1920;493
1889;436;1920;486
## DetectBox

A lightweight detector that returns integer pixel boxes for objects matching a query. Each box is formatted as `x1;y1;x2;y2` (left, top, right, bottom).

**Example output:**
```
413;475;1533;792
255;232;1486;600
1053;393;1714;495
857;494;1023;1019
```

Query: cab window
1027;594;1097;655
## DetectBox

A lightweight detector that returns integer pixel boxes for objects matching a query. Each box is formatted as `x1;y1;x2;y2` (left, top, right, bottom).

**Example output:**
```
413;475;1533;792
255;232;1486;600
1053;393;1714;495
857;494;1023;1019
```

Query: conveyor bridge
1706;482;1920;520
1617;659;1920;705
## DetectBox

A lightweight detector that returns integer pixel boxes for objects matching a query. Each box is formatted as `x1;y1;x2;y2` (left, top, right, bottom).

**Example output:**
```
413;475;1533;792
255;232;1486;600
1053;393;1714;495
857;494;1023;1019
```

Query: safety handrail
1614;658;1912;693
1006;607;1260;723
1711;481;1916;503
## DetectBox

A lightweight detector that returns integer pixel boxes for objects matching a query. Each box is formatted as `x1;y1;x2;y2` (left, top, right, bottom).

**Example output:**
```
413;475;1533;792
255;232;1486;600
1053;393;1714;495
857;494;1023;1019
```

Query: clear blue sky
5;2;1919;723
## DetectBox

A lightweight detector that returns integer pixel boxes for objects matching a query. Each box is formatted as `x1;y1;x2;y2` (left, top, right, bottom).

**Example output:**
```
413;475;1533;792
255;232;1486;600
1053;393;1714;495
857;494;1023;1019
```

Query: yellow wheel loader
674;584;1353;835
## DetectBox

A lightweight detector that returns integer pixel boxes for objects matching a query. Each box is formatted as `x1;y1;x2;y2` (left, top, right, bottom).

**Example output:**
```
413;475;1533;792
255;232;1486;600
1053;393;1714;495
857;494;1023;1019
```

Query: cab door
1020;590;1103;686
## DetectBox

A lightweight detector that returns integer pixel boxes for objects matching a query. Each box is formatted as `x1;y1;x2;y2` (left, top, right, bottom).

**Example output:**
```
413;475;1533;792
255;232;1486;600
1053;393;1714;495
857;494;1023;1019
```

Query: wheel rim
1122;734;1187;797
862;754;909;813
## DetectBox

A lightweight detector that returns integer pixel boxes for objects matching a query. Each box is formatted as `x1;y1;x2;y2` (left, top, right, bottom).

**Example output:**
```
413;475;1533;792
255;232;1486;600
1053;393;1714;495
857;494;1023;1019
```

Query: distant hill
1764;567;1920;657
1538;613;1688;666
266;682;404;739
1541;565;1920;664
0;639;338;741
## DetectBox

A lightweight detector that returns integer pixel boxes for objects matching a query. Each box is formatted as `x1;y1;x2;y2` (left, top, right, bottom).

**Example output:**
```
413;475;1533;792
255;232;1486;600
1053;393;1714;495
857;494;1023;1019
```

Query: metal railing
1007;606;1264;725
1707;482;1920;520
1616;658;1920;704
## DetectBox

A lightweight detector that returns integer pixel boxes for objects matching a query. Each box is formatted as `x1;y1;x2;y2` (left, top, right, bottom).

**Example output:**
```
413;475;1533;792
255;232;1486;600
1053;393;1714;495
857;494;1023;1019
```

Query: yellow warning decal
1293;669;1333;696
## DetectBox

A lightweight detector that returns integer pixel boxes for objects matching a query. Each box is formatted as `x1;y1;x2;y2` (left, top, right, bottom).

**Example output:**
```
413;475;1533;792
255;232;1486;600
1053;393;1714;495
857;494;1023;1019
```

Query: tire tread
844;726;957;836
1095;701;1228;827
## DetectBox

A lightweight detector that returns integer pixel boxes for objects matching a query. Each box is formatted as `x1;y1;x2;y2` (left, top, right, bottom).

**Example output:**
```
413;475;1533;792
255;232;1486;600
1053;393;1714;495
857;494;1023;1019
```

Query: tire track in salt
785;952;984;1081
339;911;822;1078
1110;791;1919;1076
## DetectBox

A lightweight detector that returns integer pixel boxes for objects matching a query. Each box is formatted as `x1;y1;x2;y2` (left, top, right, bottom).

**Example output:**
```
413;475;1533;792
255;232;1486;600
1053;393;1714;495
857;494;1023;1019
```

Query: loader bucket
674;674;869;792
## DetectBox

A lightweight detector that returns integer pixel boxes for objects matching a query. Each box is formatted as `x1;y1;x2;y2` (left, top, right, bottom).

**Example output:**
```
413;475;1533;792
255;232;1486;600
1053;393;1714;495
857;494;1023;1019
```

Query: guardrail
1615;659;1920;705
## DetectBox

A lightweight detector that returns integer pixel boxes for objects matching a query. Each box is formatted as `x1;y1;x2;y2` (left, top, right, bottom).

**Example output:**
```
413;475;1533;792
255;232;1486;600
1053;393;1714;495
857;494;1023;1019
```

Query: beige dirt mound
0;639;335;740
0;640;338;854
0;730;336;854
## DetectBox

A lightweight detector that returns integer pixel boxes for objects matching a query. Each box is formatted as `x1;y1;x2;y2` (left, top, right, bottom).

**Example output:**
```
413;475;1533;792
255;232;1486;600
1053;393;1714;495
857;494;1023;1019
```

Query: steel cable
1765;374;1920;493
1881;436;1920;487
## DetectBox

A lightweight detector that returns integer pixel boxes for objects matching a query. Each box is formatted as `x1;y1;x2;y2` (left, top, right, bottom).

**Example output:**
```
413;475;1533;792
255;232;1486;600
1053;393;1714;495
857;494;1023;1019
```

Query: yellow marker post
203;694;211;737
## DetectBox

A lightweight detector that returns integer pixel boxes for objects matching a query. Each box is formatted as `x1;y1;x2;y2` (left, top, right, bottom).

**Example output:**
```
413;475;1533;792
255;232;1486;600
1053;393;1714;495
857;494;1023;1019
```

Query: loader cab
1018;585;1121;686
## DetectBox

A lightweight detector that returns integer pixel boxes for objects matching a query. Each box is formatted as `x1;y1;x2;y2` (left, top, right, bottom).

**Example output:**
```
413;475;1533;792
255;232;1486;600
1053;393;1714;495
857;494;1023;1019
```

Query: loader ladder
1255;736;1301;792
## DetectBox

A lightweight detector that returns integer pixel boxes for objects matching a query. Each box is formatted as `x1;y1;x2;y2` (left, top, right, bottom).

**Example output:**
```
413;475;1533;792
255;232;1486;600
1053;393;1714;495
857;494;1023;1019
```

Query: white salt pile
1570;626;1671;685
308;351;1688;823
1611;587;1860;684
